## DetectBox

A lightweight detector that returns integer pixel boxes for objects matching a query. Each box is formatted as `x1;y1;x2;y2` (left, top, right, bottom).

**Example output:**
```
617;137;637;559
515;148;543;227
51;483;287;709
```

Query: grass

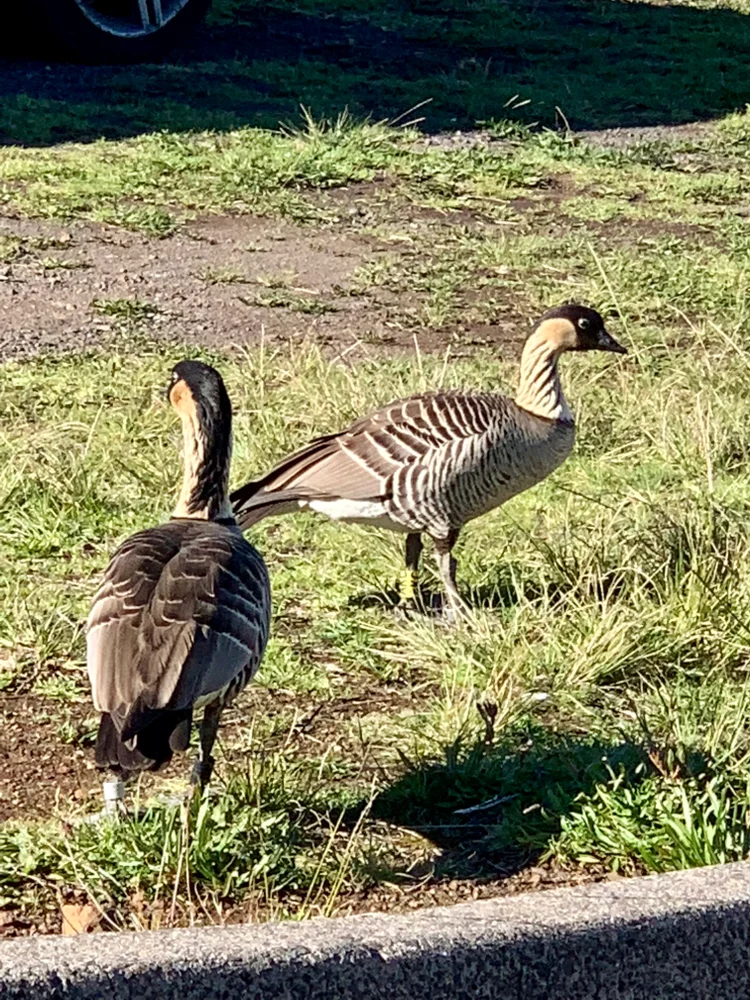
3;0;750;936
91;298;158;321
4;309;750;927
5;0;750;146
0;113;532;232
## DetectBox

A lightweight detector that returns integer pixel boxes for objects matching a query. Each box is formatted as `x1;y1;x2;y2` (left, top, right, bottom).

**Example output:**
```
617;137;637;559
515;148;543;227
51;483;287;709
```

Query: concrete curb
2;862;750;999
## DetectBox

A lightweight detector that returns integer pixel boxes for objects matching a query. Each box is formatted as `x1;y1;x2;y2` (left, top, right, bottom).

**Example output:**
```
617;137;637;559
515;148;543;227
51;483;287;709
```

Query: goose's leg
398;532;423;606
433;530;468;622
78;777;126;825
191;701;223;791
102;776;126;815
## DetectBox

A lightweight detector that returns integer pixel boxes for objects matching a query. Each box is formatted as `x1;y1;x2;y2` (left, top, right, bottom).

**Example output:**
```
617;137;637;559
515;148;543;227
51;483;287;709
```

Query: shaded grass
5;0;750;145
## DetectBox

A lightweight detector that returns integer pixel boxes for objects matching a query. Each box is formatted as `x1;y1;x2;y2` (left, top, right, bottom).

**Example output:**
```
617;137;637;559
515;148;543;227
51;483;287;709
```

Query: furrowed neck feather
172;396;233;521
514;328;574;423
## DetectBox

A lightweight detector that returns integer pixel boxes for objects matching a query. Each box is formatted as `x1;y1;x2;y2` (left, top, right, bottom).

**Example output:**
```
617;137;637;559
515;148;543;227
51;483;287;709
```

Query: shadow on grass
361;730;650;880
348;564;619;616
3;0;750;146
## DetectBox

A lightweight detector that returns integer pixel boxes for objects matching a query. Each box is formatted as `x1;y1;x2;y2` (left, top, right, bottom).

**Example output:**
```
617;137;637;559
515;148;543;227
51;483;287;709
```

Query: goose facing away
230;304;626;616
87;360;271;808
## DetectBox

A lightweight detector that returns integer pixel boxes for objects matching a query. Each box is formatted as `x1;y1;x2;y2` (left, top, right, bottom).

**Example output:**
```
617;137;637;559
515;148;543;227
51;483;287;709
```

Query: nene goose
230;304;625;618
87;361;270;811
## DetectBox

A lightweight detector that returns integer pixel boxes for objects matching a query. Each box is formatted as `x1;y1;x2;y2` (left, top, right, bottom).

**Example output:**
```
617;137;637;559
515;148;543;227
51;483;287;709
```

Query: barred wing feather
231;392;508;524
86;522;270;734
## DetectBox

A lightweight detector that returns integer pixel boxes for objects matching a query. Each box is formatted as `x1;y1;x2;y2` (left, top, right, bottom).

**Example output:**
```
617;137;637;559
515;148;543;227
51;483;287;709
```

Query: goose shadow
348;564;625;615
346;730;662;883
3;0;750;145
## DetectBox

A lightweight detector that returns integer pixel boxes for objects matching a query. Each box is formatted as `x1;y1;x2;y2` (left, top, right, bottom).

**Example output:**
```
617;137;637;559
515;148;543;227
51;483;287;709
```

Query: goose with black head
231;304;625;619
86;360;271;811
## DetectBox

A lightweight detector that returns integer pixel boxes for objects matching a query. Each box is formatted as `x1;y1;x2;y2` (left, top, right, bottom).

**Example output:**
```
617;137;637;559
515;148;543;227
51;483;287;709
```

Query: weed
200;267;248;285
91;298;157;322
249;291;337;315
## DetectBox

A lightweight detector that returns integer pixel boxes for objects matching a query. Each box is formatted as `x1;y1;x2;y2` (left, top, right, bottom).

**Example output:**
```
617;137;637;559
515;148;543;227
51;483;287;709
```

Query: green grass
4;308;750;925
91;298;158;322
0;113;532;231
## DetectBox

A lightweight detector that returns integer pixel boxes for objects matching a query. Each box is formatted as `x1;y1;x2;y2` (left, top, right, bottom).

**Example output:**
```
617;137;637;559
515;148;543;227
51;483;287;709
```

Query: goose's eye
578;317;590;331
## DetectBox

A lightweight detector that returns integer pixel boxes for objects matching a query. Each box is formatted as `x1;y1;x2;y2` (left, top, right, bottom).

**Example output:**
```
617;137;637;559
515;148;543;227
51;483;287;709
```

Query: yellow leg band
399;568;418;602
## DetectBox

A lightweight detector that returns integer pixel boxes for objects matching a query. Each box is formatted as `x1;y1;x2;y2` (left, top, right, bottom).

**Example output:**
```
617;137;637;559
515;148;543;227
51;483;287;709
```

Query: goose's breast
450;420;575;521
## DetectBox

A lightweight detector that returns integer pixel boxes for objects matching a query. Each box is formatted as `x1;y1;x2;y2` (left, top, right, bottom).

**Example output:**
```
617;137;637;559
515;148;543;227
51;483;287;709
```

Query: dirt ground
0;682;414;824
0;206;517;365
0;210;386;361
0;201;534;364
2;119;714;366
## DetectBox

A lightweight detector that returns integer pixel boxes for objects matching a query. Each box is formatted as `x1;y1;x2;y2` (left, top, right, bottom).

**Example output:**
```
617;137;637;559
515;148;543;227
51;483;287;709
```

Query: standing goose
87;360;270;810
230;304;625;617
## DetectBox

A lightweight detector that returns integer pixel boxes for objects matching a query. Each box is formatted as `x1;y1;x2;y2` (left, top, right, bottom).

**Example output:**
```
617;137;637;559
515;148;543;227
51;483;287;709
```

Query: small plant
200;267;248;285
91;298;157;322
554;770;750;874
39;257;87;271
255;270;297;290
249;291;337;315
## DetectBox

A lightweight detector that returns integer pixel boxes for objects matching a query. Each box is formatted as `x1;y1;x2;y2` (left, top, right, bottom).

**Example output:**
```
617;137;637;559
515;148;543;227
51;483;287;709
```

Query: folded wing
87;521;270;751
231;391;502;527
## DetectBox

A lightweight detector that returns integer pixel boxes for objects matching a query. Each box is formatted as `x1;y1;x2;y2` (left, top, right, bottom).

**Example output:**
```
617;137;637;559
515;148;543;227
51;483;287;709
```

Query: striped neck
514;329;574;423
173;406;233;521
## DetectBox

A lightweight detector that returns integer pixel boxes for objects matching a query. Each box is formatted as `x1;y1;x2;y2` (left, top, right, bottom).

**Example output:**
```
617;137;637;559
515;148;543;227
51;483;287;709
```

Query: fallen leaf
61;903;100;936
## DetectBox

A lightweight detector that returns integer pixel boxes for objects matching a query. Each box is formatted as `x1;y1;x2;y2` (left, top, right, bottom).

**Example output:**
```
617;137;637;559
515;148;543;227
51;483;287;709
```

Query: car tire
32;0;213;62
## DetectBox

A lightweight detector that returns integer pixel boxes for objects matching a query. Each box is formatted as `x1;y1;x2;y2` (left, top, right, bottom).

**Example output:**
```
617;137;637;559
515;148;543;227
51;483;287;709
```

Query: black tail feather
95;709;193;776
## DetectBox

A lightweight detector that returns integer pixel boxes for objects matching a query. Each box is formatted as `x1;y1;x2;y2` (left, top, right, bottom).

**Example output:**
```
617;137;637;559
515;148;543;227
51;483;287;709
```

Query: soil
0;693;96;821
579;121;718;149
0;212;385;361
0;206;528;363
0;681;412;823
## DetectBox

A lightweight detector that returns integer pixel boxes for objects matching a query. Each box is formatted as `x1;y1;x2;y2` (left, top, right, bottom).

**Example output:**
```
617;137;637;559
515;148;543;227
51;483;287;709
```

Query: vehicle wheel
34;0;213;62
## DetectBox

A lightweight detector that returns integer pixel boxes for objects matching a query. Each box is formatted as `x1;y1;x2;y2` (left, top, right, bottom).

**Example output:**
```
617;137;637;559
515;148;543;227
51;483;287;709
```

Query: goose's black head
534;304;627;354
168;360;233;517
168;360;231;414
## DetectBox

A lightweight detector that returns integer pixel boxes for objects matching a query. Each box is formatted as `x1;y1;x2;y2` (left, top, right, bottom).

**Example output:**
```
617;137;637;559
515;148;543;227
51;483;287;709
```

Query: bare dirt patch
0;214;391;361
0;184;712;367
0;202;542;363
0;206;528;362
579;121;719;150
583;216;718;246
0;680;416;824
0;693;96;822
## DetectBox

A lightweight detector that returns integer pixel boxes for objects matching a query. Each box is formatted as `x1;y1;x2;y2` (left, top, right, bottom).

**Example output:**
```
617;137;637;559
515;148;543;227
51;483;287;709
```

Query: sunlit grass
3;307;750;926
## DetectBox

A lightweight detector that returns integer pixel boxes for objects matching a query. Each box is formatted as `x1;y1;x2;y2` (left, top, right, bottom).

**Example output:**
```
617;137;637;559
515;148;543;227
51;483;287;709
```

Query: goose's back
86;519;270;726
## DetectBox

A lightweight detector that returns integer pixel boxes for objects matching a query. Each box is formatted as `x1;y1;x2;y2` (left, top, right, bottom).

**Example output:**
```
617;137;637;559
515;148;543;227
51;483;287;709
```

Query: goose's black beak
597;328;627;354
